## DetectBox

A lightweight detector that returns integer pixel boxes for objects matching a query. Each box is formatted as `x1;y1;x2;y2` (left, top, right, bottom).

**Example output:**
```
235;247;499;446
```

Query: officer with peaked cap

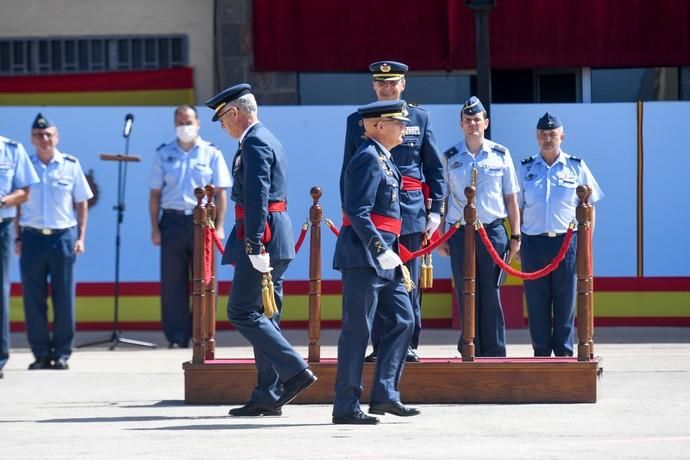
439;96;521;357
206;83;316;417
149;104;231;349
342;60;446;363
16;113;93;370
518;112;603;356
333;99;419;425
0;123;39;379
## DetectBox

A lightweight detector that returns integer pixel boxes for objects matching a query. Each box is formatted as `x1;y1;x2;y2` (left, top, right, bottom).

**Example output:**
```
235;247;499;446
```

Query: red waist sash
235;201;287;242
342;213;402;236
401;175;431;201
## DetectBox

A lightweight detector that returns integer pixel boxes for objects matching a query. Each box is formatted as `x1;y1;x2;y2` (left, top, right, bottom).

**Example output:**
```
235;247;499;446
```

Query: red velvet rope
400;225;460;263
477;224;574;280
294;222;309;253
324;217;340;237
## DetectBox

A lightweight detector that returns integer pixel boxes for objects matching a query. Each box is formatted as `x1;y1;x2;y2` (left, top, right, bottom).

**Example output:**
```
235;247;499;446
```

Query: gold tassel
262;273;277;318
420;256;429;289
426;253;434;289
401;264;415;293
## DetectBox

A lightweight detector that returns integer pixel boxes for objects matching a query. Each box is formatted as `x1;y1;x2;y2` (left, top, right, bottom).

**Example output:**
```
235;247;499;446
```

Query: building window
590;67;679;102
0;35;188;75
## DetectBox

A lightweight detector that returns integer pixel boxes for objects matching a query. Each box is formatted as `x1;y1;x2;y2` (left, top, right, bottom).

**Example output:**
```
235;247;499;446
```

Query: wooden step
183;357;602;404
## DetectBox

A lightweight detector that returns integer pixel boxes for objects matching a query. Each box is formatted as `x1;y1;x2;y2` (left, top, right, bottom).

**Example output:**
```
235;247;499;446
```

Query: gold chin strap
261;273;278;318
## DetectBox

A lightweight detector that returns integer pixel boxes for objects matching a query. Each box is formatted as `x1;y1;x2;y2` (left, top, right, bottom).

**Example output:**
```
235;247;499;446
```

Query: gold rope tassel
425;253;434;289
262;273;278;318
401;264;415;293
420;256;429;289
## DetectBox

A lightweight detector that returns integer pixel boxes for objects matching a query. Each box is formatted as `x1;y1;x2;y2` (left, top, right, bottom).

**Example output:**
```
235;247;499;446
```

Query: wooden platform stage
183;357;603;404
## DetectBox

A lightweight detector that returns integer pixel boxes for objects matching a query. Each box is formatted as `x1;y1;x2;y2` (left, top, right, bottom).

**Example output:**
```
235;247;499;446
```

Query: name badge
404;126;420;136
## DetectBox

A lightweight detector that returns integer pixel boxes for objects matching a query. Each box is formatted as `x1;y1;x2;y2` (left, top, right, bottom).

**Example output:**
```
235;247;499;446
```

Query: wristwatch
510;234;521;242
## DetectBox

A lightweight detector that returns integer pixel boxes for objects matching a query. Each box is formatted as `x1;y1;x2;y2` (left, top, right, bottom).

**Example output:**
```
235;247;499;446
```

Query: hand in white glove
248;253;272;273
377;249;403;270
425;212;441;238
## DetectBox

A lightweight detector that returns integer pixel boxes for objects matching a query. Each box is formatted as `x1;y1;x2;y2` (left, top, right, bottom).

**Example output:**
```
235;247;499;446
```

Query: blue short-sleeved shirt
444;139;520;226
519;151;603;235
0;136;40;219
149;137;232;212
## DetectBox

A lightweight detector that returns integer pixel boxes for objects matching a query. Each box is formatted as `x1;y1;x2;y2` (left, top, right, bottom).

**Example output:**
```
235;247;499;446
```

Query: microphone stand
78;119;156;350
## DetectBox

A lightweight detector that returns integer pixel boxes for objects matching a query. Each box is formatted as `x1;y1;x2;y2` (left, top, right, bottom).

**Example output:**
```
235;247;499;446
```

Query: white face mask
176;125;198;143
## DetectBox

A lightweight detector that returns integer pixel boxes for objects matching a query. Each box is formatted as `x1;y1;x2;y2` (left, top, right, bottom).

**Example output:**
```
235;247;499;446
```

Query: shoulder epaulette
64;154;77;163
521;156;535;165
568;155;582;163
0;136;17;146
444;146;459;159
491;144;507;154
156;143;166;151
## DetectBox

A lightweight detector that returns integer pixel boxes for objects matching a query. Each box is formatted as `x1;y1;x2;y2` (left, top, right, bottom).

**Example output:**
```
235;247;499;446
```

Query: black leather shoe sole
369;401;421;417
332;411;379;425
274;369;317;409
229;404;282;417
28;358;52;370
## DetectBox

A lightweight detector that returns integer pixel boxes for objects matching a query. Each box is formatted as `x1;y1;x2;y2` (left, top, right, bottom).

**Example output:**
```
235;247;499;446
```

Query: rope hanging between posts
324;217;340;237
294;220;309;253
476;221;575;280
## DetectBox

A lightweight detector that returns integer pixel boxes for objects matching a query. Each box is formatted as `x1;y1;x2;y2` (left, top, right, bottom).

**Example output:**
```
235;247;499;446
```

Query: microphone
122;113;134;138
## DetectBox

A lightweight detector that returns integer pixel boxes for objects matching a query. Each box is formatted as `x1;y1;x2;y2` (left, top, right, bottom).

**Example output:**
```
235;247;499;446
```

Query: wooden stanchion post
576;185;593;362
462;186;477;361
204;184;218;360
192;187;207;364
308;186;322;363
585;187;595;359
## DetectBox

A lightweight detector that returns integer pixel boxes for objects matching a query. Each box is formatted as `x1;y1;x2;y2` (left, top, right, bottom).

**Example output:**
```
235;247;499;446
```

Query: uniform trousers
370;232;423;350
0;219;12;370
333;267;414;417
521;233;577;357
448;219;508;357
159;211;194;346
19;227;76;361
228;256;306;408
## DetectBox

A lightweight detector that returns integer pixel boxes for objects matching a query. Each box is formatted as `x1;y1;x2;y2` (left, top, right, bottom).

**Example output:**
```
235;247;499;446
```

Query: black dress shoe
228;403;282;417
364;350;378;363
273;368;317;409
332;411;379;425
28;357;52;370
406;347;420;362
0;369;3;379
369;400;420;417
53;357;69;370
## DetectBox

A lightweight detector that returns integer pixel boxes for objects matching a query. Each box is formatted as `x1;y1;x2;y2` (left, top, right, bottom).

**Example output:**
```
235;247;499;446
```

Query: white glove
377;249;403;270
425;212;441;238
248;253;272;273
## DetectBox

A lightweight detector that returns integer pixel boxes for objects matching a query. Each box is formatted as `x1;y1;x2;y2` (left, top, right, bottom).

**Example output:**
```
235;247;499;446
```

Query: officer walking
0;132;38;379
342;60;445;363
206;84;316;417
16;113;93;370
439;97;521;357
149;105;231;348
333;100;419;425
519;112;603;356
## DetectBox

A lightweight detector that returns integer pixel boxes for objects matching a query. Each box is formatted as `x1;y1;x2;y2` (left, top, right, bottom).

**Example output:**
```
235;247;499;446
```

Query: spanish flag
0;67;194;106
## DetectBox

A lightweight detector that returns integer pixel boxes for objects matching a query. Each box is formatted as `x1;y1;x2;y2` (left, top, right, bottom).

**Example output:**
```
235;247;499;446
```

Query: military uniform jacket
341;105;445;235
519;151;603;235
0;136;40;219
334;139;402;280
223;122;295;265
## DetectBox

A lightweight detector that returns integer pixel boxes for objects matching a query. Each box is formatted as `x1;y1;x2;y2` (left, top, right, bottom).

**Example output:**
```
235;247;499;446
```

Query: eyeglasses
32;132;55;139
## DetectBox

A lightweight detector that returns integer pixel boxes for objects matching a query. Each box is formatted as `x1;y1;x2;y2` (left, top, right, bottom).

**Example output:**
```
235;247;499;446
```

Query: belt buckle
547;232;557;237
41;228;53;235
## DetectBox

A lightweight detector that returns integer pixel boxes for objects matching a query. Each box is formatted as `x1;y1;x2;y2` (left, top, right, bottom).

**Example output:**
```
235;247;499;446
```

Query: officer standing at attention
0;132;38;379
342;60;445;363
15;113;93;370
438;97;521;357
333;100;419;425
149;105;231;348
206;84;316;417
519;112;603;357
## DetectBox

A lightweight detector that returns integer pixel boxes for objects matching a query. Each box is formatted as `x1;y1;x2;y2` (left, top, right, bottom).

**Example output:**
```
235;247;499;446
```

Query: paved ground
1;328;689;459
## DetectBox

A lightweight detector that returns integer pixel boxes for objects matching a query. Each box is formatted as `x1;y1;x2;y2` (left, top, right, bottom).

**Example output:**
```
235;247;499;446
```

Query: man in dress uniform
439;96;521;357
333;100;420;425
342;60;445;363
15;113;93;370
518;112;603;357
149;105;232;348
206;83;316;417
0;131;38;379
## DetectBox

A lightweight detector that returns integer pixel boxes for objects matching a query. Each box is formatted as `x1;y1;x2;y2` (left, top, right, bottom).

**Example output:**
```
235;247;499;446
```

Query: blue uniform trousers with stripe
0;220;12;370
521;233;577;357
